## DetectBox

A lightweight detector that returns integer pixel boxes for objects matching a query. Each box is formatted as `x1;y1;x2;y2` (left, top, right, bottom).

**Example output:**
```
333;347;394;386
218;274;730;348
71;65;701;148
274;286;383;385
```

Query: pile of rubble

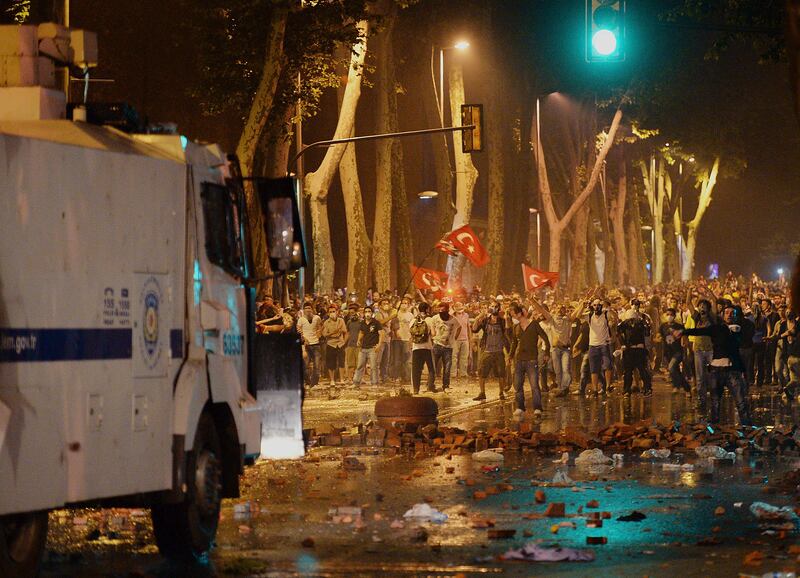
309;420;800;458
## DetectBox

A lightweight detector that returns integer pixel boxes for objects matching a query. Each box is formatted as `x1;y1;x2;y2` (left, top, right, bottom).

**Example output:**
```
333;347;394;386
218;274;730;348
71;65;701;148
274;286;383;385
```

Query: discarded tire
374;396;438;428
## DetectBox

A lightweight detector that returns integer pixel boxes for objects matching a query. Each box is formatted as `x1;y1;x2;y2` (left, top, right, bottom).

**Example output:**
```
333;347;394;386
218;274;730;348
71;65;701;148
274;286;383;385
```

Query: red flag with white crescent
446;224;490;267
409;265;449;295
522;263;559;291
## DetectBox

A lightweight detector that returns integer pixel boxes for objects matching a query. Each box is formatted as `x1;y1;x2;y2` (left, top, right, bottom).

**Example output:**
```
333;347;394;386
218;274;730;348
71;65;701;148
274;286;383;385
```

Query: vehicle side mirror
255;177;306;272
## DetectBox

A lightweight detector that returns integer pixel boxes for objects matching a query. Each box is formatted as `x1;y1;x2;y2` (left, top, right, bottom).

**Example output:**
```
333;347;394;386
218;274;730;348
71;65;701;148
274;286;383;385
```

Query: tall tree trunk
568;204;590;293
611;146;629;284
372;12;397;292
683;157;719;280
641;156;667;284
445;61;479;284
256;103;293;178
304;22;368;295
339;140;371;300
536;107;623;277
234;7;287;293
483;76;505;294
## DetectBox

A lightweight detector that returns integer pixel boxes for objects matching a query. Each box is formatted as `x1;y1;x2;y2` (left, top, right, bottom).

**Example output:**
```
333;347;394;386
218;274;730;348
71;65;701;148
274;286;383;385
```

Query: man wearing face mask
660;308;691;394
352;306;382;387
472;302;509;402
322;305;348;386
617;299;653;397
676;305;753;426
431;302;461;391
583;296;614;397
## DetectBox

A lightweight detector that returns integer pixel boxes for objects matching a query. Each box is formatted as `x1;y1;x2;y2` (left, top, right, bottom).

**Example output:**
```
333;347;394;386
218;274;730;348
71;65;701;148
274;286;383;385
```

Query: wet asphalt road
42;374;800;577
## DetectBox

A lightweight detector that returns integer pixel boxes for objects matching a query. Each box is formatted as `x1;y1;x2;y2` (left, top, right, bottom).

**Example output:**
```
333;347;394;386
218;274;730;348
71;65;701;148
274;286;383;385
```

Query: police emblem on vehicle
139;276;162;370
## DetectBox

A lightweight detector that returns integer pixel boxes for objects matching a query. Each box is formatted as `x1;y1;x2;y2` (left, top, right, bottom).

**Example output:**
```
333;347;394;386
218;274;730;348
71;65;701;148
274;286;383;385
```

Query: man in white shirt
430;302;461;391
391;296;414;383
585;298;614;396
532;298;574;397
297;303;322;386
452;301;471;379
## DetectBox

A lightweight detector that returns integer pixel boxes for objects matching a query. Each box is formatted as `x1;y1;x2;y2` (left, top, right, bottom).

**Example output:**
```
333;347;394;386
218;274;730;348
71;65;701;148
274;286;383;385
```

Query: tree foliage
664;0;786;63
183;0;371;124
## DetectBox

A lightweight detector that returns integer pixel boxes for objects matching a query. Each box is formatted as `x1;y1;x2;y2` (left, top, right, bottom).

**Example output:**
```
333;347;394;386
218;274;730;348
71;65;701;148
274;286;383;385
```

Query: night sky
70;0;800;284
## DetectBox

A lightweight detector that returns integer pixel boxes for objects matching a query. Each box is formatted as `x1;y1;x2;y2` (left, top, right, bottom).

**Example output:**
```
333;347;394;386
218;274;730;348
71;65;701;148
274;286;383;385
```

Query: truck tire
151;411;222;562
0;510;48;578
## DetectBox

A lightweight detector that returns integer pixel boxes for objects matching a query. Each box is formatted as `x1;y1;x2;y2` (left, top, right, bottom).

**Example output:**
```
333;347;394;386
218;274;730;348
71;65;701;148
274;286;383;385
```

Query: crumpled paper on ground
749;501;798;523
403;503;448;523
472;450;505;461
574;448;613;466
500;543;595;562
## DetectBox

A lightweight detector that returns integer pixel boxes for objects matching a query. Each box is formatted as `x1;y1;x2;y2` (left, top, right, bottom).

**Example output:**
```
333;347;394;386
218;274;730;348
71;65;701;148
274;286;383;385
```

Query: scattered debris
472;450;504;462
641;449;671;459
575;449;613;466
617;511;647;522
750;502;799;524
545;503;566;517
301;537;315;548
403;503;448;524
487;529;516;539
714;506;726;516
501;543;595;562
586;536;607;545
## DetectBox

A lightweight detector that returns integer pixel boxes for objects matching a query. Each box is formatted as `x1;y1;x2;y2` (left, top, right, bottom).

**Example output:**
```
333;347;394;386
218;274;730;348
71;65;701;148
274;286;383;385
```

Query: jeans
538;349;550;391
579;352;605;394
740;347;754;385
452;340;470;377
622;347;651;394
375;342;390;382
552;347;572;392
390;340;411;381
710;368;752;426
432;344;453;388
666;352;690;391
775;347;789;386
694;350;714;413
765;341;777;383
753;341;767;385
353;347;378;385
513;359;541;411
412;348;435;393
304;343;322;386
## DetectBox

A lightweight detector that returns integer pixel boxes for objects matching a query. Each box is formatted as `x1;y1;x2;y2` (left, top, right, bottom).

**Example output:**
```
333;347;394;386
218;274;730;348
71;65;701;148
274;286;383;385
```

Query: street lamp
433;40;470;125
418;190;438;199
529;208;541;267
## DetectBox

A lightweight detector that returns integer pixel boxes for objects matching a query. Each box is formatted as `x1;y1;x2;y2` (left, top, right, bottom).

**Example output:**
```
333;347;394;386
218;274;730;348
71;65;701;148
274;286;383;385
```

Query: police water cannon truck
0;23;305;576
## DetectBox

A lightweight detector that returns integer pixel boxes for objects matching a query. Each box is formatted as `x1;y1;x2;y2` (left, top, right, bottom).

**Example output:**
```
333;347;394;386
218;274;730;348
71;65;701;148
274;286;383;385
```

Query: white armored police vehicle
0;23;305;576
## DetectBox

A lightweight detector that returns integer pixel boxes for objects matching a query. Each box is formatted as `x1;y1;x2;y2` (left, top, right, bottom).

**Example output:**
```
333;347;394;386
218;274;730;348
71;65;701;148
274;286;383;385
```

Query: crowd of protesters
256;271;800;428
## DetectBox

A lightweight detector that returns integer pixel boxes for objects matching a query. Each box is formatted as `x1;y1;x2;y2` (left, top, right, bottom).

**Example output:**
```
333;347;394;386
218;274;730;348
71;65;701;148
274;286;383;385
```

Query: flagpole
404;243;441;299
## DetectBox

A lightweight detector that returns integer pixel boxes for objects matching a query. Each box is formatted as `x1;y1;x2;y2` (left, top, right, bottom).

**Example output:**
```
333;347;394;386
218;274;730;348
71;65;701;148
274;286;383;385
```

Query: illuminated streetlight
434;39;470;124
418;190;438;199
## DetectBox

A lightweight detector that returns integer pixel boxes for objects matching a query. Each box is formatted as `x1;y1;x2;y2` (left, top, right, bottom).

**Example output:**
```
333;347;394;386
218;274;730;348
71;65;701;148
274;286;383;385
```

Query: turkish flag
435;236;458;256
409;265;449;295
522;263;559;291
445;225;490;267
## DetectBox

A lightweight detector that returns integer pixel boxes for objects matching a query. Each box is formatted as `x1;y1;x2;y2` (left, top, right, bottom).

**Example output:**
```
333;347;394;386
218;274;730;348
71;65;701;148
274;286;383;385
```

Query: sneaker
330;381;337;387
533;409;543;416
473;394;486;401
554;389;568;398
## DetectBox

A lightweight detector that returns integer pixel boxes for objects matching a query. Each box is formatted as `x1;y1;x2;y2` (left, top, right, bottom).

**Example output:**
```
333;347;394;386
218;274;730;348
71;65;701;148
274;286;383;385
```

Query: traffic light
586;0;625;62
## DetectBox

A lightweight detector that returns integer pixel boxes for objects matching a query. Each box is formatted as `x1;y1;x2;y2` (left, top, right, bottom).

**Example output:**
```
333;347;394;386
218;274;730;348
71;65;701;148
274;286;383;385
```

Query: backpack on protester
410;316;430;344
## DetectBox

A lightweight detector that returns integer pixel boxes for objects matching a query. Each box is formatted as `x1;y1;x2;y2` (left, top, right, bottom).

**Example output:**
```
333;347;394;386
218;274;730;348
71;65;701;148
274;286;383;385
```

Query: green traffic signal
586;0;625;62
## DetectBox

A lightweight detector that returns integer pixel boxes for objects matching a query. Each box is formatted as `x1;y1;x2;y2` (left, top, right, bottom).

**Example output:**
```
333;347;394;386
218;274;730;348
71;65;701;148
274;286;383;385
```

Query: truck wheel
0;511;48;578
151;411;222;562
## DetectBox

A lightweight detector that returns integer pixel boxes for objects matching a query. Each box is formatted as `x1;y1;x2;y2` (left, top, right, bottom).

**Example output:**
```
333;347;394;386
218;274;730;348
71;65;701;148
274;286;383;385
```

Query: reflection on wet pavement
42;376;800;577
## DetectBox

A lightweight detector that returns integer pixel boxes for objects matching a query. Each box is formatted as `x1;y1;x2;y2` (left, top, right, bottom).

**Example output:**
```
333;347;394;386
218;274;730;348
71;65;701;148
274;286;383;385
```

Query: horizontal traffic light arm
289;124;477;172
